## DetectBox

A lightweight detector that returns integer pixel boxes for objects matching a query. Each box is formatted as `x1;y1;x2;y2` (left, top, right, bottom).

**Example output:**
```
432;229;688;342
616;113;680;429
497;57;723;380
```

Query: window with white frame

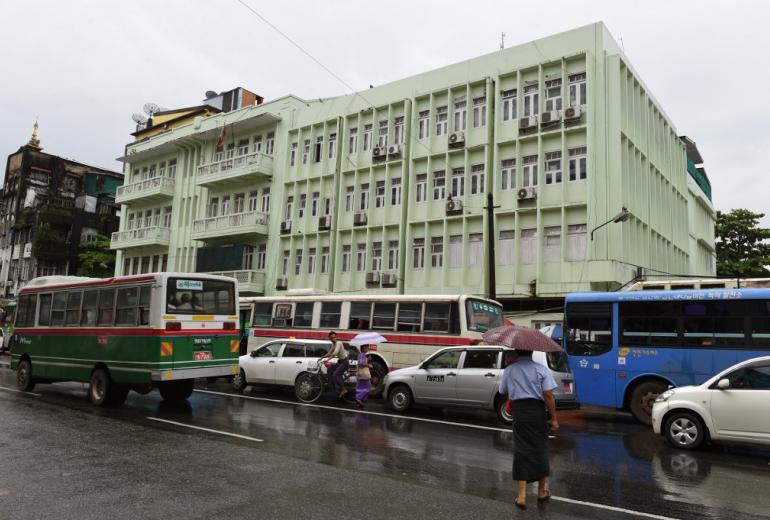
253;135;263;154
501;89;517;121
158;161;166;177
418;110;430;139
261;188;270;213
266;132;274;155
328;133;337;159
294;248;303;275
348;127;357;154
388;240;399;270
544;78;562;112
321;246;330;274
543;226;561;262
391;178;402;206
363;124;372;151
298;194;307;218
345;186;354;212
314;136;323;163
498;230;515;265
468;233;483;267
234;193;245;213
307;248;316;274
523;83;539;116
569;72;587;107
433;170;446;200
435;106;448;136
248;191;258;212
453;99;467;131
290;142;298;166
501;159;516;191
545;151;562;184
472;97;486;128
415;174;427;203
221;195;231;215
378;120;388;147
448;235;463;268
359;183;369;210
162;206;172;227
567;224;587;261
257;243;266;270
375;180;386;208
356;243;367;272
311;192;320;217
431;236;443;268
470;164;485;195
282;250;290;276
522;155;538;187
323;197;331;215
237;139;249;157
341;245;351;273
520;228;537;264
451;167;465;198
168;159;177;178
285;196;293;220
208;197;219;218
302;139;310;164
371;241;382;271
568;146;587;181
394;116;404;144
412;238;425;269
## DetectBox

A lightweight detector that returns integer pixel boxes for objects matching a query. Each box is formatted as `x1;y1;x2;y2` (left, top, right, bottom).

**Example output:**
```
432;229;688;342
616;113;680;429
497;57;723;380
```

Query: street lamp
590;207;632;241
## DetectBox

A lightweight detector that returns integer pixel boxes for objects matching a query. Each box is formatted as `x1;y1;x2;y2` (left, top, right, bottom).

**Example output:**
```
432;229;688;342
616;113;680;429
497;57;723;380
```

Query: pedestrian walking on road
322;331;349;399
355;344;372;407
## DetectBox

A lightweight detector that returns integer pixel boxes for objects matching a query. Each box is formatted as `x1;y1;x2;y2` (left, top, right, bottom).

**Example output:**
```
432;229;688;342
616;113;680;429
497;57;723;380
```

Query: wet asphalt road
1;360;770;520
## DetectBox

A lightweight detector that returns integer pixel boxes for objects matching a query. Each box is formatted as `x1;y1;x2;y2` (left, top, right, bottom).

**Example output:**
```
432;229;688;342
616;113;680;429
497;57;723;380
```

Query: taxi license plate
194;351;212;361
563;381;573;394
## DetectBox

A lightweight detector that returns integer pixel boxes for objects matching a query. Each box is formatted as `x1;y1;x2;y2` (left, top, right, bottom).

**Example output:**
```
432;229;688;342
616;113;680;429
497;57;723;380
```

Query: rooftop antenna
142;102;160;117
131;113;148;130
500;32;506;50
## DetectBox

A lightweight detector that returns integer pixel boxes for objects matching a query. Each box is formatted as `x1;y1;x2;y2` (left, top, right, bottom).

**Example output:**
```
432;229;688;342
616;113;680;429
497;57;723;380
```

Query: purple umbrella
482;324;562;352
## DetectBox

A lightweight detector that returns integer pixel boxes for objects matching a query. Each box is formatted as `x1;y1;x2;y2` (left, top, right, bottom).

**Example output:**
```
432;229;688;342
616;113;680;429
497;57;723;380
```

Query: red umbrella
482;324;562;352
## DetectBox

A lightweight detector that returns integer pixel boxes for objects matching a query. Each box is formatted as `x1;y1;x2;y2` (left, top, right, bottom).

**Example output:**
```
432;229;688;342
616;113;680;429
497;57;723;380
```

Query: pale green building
112;22;715;325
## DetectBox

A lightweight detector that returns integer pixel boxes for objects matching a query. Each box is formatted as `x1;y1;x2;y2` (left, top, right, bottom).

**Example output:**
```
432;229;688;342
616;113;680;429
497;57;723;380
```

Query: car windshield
465;299;504;332
167;278;235;315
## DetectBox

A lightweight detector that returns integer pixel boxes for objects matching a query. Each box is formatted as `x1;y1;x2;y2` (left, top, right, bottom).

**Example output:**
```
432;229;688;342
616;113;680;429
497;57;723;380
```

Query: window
80;290;98;326
349;302;372;329
221;195;231;215
282;343;306;357
619;301;681;347
295;248;303;275
397;303;421;332
431;236;443;268
468;233;483;267
233;192;245;214
302;139;310;164
543;226;561;263
424;303;452;333
65;291;82;326
470;164;485;195
298;194;306;219
565;303;614;356
257;243;267;270
359;183;369;210
243;245;254;270
448;235;463;268
348;127;358;154
237;139;249;157
432;170;446;200
307;247;316;274
427;350;461;369
208;197;219;218
435;106;448;136
567;224;587;261
38;293;52;326
394;116;404;144
321;247;330;274
51;292;66;326
723;364;770;390
345;186;355;212
373;302;396;330
371;241;383;271
261;188;271;213
497;229;516;266
375;181;386;208
453;99;467;131
544;78;562;111
168;159;177;178
412;238;425;269
390;178;402;206
282;250;290;276
158;161;166;177
682;301;746;348
311;192;319;217
520;228;537;264
116;287;139;325
328;133;337;159
320;302;341;328
290;142;298;166
341;245;351;273
472;97;486;128
523;83;539;116
415;174;427;203
248;191;259;212
254;343;281;357
378;120;388;147
266;132;274;155
387;240;399;270
15;294;35;327
545;151;562;184
314;136;323;163
569;72;587;107
294;303;313;328
522;155;538;187
253;135;263;154
451;167;465;198
502;89;517;121
568;146;587;181
418;110;429;139
356;243;367;272
97;289;115;325
363;124;372;151
501;159;516;191
323;197;331;215
463;349;499;369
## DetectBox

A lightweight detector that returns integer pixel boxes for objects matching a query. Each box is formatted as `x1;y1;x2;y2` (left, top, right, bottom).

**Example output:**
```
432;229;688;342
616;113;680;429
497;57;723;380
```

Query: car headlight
655;389;675;403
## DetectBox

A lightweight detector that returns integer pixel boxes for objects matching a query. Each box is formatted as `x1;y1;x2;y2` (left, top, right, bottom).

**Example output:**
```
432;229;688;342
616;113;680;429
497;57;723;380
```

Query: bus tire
158;380;195;401
629;380;668;426
368;360;387;398
16;358;35;392
232;369;248;392
89;368;113;406
388;385;413;412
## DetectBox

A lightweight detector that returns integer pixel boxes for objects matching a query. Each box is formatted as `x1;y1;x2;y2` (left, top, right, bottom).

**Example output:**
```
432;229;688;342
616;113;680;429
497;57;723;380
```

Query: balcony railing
206;269;266;295
196;151;273;188
116;176;175;204
110;226;171;249
192;210;269;242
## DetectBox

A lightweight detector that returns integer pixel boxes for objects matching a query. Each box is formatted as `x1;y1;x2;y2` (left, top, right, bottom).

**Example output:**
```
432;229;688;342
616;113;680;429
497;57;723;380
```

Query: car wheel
496;396;513;426
16;358;35;392
232;369;248;392
294;372;323;403
630;380;668;425
664;411;706;450
388;385;413;412
89;368;113;406
158;380;195;401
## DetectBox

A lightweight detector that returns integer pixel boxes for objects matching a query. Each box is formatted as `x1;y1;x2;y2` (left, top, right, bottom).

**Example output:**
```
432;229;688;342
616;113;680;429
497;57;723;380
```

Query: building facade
0;124;123;297
112;23;716;324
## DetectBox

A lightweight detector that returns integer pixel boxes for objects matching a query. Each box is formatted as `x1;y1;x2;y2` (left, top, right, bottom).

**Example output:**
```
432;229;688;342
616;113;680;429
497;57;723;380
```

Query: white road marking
551;496;680;520
146;417;264;443
0;386;40;397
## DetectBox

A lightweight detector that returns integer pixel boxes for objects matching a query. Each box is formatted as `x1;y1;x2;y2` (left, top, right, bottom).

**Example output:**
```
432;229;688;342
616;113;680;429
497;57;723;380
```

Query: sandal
537;490;551;502
514;499;527;510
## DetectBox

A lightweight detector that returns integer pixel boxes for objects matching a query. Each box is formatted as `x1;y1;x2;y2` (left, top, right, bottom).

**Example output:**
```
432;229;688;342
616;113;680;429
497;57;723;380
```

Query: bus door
565;303;617;408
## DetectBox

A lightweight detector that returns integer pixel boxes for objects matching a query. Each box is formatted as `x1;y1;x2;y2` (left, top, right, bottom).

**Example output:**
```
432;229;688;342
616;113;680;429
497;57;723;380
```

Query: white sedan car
652;356;770;450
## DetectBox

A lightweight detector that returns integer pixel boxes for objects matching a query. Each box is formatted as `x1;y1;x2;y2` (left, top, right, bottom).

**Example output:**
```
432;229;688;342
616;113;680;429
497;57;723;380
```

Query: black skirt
511;398;549;483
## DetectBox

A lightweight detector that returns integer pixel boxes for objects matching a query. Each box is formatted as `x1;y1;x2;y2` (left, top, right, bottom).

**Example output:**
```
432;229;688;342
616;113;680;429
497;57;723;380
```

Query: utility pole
485;192;500;301
500;33;506;50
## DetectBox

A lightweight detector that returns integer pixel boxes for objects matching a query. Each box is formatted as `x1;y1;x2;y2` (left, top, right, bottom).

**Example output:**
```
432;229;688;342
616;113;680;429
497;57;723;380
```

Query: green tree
715;209;770;277
77;234;115;278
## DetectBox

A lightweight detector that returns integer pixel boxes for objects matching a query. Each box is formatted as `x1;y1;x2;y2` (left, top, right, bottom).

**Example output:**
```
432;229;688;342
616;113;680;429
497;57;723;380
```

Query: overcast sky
1;0;768;221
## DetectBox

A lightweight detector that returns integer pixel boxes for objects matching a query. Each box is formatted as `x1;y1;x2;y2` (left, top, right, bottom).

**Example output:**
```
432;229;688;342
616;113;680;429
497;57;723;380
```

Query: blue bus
564;288;770;424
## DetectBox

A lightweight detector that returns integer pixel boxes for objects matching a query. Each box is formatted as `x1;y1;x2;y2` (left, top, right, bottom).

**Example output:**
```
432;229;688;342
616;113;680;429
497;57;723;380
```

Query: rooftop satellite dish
132;113;148;124
205;90;218;99
143;102;160;116
157;106;168;112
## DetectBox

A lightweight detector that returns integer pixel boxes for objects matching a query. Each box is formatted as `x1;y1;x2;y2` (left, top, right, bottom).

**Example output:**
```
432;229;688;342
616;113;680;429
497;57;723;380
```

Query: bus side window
38;294;52;326
424;303;451;333
253;303;272;326
565;303;612;356
349;302;372;330
139;286;151;325
81;290;98;327
319;302;341;329
98;289;115;326
397;303;421;332
65;291;83;326
51;293;66;326
116;287;139;326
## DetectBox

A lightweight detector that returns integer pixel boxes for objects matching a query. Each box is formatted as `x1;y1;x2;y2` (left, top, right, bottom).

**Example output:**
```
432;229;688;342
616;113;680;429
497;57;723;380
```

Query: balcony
196;152;273;189
116;176;175;204
191;210;269;243
206;269;266;295
110;226;171;250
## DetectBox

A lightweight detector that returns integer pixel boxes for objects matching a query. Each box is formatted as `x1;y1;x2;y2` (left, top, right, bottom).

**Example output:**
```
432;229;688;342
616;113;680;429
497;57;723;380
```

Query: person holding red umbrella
483;324;561;510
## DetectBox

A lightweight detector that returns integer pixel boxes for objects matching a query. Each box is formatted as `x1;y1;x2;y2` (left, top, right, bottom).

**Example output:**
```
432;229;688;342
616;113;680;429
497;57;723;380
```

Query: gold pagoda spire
26;117;41;150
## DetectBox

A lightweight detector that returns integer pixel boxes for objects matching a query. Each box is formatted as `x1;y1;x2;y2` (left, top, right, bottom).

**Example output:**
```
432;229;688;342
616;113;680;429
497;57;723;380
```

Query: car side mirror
250;351;258;358
717;378;730;390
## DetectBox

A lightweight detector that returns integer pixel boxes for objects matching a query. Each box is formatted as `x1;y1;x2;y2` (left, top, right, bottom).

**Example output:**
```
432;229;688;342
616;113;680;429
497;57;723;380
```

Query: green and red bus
11;273;240;406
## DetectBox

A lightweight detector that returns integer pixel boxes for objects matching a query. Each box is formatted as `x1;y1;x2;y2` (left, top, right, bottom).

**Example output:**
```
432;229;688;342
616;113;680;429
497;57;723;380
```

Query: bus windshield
465;299;504;332
167;278;235;315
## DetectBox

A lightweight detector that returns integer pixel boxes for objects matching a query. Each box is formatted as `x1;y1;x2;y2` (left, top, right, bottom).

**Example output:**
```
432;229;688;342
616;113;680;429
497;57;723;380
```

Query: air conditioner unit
445;198;463;215
517;187;537;200
519;116;537;130
540;110;561;125
365;271;381;284
280;220;292;234
381;273;397;287
563;105;582;121
353;212;367;226
387;144;401;156
318;215;331;230
275;276;288;290
448;131;465;146
372;146;387;159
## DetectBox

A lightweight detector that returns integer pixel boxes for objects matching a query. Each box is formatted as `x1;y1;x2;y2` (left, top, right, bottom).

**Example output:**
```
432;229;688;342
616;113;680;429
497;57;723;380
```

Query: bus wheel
16;359;35;392
89;368;113;406
368;361;387;397
158;380;195;401
629;380;667;426
232;369;248;392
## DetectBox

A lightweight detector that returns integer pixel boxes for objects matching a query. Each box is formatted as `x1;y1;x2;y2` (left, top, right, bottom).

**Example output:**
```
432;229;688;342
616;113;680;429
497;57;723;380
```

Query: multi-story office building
113;22;716;324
